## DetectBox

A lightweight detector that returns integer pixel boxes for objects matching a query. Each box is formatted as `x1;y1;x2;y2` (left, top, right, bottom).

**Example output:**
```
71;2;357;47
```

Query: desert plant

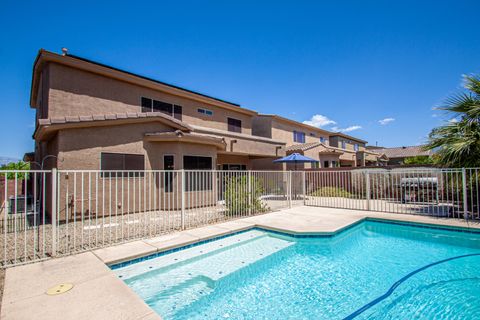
224;175;268;215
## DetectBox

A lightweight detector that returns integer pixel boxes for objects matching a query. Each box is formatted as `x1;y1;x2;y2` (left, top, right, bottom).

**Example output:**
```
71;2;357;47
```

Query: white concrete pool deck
2;206;479;320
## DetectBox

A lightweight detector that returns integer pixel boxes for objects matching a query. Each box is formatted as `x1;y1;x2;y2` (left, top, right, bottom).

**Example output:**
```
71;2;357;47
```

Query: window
228;118;242;133
221;164;247;170
312;162;319;169
341;141;346;149
101;152;144;177
324;161;329;168
184;156;212;191
332;161;337;167
354;144;359;151
320;137;325;143
197;108;213;116
173;105;182;120
153;100;172;115
293;131;306;143
164;155;174;192
141;97;152;113
141;97;182;120
310;133;315;137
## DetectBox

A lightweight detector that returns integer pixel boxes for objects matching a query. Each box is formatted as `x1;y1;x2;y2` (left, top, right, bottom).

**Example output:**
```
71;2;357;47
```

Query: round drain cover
46;283;74;296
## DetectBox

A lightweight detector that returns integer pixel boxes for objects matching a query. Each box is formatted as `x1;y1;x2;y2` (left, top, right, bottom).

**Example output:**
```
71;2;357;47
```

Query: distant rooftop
369;145;433;159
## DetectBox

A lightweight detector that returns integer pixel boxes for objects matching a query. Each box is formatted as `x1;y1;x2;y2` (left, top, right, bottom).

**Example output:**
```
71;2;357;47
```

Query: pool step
145;275;215;318
119;230;294;316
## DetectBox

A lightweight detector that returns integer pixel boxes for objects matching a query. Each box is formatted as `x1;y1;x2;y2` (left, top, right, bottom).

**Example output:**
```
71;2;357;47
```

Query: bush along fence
0;168;478;267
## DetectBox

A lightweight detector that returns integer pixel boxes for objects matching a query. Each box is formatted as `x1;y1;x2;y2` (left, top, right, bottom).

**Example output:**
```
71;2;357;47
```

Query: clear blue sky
1;0;479;159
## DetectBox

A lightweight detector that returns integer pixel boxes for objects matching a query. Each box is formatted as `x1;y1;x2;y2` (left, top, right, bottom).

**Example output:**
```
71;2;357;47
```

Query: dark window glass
164;155;174;192
184;156;212;191
324;161;329;168
153;100;173;115
101;153;145;177
227;118;242;133
141;97;152;112
197;108;205;114
293;131;305;143
173;105;182;120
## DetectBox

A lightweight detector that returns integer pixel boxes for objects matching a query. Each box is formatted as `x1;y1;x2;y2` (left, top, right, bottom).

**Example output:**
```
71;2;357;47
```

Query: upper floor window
293;131;305;143
354;144;359;151
320;137;325;143
141;97;182;120
228;118;242;133
310;133;315;137
198;108;213;116
341;140;346;149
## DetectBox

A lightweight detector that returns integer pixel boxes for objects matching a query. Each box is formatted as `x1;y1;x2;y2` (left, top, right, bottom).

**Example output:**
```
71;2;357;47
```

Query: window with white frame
197;108;213;116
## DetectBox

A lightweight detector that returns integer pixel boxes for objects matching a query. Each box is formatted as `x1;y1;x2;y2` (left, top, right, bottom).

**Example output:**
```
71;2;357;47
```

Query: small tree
224;175;267;215
403;155;434;165
0;161;30;180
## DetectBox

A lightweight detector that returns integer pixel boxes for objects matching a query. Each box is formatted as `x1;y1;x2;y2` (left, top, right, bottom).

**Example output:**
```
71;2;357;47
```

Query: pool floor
113;221;480;319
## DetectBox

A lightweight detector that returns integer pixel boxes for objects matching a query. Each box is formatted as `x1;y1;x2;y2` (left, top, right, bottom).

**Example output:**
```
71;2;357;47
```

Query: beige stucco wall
51;123;220;220
329;136;366;152
271;119;329;146
55;122;218;170
46;63;253;134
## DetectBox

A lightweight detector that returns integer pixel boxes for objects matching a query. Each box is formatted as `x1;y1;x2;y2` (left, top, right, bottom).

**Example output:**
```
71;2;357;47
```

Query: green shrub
224;175;268;215
309;186;354;198
0;161;30;180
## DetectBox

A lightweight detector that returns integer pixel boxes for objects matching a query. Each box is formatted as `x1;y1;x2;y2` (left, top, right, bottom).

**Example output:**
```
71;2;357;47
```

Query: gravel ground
0;198;293;268
0;268;4;310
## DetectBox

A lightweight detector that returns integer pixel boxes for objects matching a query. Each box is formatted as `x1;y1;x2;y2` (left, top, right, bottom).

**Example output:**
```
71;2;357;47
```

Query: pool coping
105;210;480;268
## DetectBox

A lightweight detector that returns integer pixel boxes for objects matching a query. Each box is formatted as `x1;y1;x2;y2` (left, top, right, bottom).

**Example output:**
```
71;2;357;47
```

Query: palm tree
425;75;480;167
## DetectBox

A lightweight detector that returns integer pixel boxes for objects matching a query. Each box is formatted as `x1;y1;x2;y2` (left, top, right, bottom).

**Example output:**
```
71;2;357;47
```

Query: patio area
2;205;479;320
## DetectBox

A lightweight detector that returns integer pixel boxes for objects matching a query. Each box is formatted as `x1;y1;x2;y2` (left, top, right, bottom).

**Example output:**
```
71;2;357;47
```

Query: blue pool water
113;221;480;319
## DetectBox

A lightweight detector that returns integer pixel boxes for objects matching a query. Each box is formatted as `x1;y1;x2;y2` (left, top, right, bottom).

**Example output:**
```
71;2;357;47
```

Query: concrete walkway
2;206;479;320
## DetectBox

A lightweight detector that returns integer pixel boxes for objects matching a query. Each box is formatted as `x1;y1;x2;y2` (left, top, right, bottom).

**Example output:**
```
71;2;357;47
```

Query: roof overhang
145;131;227;150
34;112;192;141
328;133;367;144
257;114;332;136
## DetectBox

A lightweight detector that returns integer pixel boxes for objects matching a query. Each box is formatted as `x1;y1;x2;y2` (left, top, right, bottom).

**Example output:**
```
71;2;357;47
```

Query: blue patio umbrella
273;153;318;170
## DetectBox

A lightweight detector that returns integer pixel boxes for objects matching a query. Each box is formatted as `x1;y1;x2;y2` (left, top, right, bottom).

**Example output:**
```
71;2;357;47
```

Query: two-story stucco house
30;49;286;173
328;133;387;167
252;115;387;168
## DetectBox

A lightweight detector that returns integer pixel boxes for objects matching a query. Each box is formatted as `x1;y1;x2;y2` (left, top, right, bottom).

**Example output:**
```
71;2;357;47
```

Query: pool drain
46;283;74;296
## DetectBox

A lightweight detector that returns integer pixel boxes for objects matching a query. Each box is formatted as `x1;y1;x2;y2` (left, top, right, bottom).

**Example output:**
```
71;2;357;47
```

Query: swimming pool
112;220;480;319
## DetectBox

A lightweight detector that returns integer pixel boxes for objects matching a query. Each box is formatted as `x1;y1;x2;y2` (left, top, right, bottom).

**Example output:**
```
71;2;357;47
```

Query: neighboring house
367;145;433;165
30;49;286;173
329;133;388;167
252;115;386;168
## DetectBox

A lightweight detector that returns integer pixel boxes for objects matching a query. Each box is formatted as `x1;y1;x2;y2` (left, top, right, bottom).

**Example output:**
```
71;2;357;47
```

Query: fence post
51;168;57;257
462;168;468;220
181;169;185;230
365;171;370;211
302;171;306;205
248;171;252;216
288;171;292;208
